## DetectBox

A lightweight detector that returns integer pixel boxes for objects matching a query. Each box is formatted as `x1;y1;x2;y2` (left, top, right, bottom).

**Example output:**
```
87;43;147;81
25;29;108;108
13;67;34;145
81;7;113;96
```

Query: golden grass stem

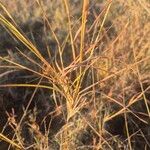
0;133;22;149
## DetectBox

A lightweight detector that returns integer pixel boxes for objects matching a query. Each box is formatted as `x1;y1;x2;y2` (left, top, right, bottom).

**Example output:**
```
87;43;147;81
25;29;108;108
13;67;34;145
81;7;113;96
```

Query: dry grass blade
0;133;22;149
80;0;89;62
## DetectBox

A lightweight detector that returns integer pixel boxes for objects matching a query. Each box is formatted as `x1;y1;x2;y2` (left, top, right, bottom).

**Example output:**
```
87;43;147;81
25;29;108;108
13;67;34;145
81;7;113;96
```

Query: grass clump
0;0;150;149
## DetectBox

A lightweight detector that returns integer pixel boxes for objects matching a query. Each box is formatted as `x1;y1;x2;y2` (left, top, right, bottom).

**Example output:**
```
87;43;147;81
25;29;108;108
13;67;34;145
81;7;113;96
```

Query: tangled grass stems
0;0;149;149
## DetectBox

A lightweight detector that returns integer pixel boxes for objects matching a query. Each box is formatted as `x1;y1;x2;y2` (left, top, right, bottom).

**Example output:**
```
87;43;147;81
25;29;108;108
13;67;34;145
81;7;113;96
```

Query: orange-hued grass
0;0;149;149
